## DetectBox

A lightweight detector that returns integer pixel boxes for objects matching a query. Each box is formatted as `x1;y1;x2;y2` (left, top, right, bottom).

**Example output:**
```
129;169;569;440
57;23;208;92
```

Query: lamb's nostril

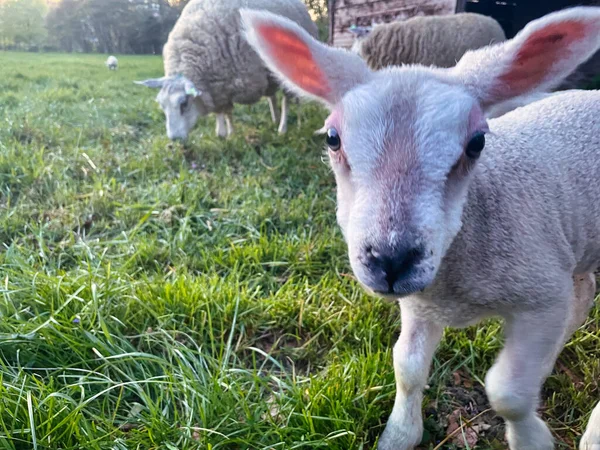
367;245;424;292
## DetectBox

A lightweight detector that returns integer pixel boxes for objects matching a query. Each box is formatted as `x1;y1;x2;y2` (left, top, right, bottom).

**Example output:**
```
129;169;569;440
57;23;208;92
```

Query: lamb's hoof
278;127;287;135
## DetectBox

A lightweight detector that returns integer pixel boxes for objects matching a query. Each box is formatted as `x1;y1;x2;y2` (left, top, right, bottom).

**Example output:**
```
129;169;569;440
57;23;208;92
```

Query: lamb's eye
465;132;485;159
326;127;341;151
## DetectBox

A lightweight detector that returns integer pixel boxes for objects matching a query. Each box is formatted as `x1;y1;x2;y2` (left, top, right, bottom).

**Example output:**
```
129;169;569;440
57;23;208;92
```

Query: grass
0;51;598;450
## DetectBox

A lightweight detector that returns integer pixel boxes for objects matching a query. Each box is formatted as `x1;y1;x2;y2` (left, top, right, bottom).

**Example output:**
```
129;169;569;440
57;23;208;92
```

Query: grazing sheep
243;7;600;450
105;56;118;70
135;0;317;140
352;13;506;70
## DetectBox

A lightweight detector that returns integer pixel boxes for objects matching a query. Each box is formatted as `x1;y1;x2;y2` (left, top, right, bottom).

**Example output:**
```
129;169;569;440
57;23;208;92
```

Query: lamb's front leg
486;307;570;450
378;305;443;450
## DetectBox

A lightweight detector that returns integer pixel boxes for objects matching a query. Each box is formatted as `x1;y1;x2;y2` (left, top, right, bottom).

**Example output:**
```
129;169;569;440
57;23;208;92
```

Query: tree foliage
0;0;48;49
0;0;327;53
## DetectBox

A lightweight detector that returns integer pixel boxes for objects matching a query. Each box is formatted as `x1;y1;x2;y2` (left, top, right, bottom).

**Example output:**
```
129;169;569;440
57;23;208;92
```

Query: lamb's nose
364;245;424;292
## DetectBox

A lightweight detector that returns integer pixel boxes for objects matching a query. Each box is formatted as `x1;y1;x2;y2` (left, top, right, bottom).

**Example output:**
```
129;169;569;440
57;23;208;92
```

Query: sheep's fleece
354;13;506;70
164;0;316;118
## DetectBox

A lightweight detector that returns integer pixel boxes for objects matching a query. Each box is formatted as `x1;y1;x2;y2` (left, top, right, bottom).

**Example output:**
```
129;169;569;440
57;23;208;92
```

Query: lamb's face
156;84;206;141
328;71;487;298
241;6;600;300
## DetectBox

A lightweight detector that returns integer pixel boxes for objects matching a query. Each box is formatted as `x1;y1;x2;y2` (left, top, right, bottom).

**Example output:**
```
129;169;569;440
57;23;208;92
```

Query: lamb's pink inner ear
500;20;586;94
256;24;331;98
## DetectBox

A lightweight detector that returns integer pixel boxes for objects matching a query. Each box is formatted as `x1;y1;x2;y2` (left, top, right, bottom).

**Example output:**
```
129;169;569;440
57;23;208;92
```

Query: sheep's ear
241;8;372;107
183;79;201;97
453;7;600;110
134;77;170;89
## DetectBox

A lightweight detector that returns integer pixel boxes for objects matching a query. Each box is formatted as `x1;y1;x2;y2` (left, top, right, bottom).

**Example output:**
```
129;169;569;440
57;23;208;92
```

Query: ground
0;52;598;450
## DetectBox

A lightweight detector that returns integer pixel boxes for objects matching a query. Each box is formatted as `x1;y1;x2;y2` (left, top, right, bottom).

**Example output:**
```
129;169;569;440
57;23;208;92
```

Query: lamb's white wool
242;7;600;450
135;0;317;140
105;56;118;70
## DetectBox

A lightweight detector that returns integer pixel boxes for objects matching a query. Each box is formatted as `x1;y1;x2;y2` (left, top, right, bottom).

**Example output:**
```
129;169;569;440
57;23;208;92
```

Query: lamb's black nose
364;245;424;292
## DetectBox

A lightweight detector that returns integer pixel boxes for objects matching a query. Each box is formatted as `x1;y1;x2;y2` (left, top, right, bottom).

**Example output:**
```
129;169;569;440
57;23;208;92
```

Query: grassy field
0;51;598;450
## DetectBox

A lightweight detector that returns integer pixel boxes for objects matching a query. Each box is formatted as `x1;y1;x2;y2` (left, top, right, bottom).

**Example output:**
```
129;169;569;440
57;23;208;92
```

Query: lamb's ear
453;7;600;110
240;9;372;107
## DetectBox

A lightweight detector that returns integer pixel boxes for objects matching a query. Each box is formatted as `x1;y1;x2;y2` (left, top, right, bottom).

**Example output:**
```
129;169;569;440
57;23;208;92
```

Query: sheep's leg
267;94;280;124
225;112;234;138
486;305;572;450
378;304;443;450
278;94;289;135
581;402;600;450
295;97;302;129
215;114;227;138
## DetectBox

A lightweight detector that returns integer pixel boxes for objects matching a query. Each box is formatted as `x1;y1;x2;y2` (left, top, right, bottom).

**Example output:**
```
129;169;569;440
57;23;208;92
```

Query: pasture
0;52;598;449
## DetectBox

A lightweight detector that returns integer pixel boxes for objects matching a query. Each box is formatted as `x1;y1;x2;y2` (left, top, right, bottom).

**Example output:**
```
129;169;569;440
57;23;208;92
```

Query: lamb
242;7;600;450
352;13;506;70
135;0;317;141
105;56;118;70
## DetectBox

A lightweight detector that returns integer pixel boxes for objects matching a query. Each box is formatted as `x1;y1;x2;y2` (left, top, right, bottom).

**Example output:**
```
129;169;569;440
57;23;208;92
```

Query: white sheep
352;13;506;70
135;0;317;140
105;56;118;70
243;7;600;450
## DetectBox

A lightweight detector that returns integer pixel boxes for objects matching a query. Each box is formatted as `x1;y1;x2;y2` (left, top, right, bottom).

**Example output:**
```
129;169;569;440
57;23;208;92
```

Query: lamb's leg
278;94;289;135
486;306;571;450
378;304;443;450
215;113;227;138
267;94;280;124
581;402;600;450
225;112;234;138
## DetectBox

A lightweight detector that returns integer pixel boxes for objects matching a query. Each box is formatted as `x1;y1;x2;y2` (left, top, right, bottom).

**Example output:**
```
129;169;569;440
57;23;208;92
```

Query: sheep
105;56;118;70
352;13;506;70
242;7;600;450
135;0;317;141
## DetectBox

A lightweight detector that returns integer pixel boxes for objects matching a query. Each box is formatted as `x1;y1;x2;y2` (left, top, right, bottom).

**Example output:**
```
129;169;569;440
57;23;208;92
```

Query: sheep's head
135;75;213;140
242;7;600;298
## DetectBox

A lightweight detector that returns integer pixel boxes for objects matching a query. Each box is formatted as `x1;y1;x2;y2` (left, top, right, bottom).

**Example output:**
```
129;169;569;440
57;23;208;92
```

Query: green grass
0;51;598;450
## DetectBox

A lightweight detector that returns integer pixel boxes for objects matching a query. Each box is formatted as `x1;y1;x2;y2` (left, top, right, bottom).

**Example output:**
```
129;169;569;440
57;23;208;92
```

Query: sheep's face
157;87;204;141
136;76;210;140
325;70;486;298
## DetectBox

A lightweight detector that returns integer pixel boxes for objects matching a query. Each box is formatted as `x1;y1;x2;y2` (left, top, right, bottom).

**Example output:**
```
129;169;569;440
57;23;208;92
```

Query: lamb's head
135;75;212;140
242;7;600;298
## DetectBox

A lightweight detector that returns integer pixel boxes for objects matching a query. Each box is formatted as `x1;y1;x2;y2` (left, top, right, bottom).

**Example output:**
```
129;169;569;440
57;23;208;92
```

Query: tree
0;0;48;49
7;0;328;54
